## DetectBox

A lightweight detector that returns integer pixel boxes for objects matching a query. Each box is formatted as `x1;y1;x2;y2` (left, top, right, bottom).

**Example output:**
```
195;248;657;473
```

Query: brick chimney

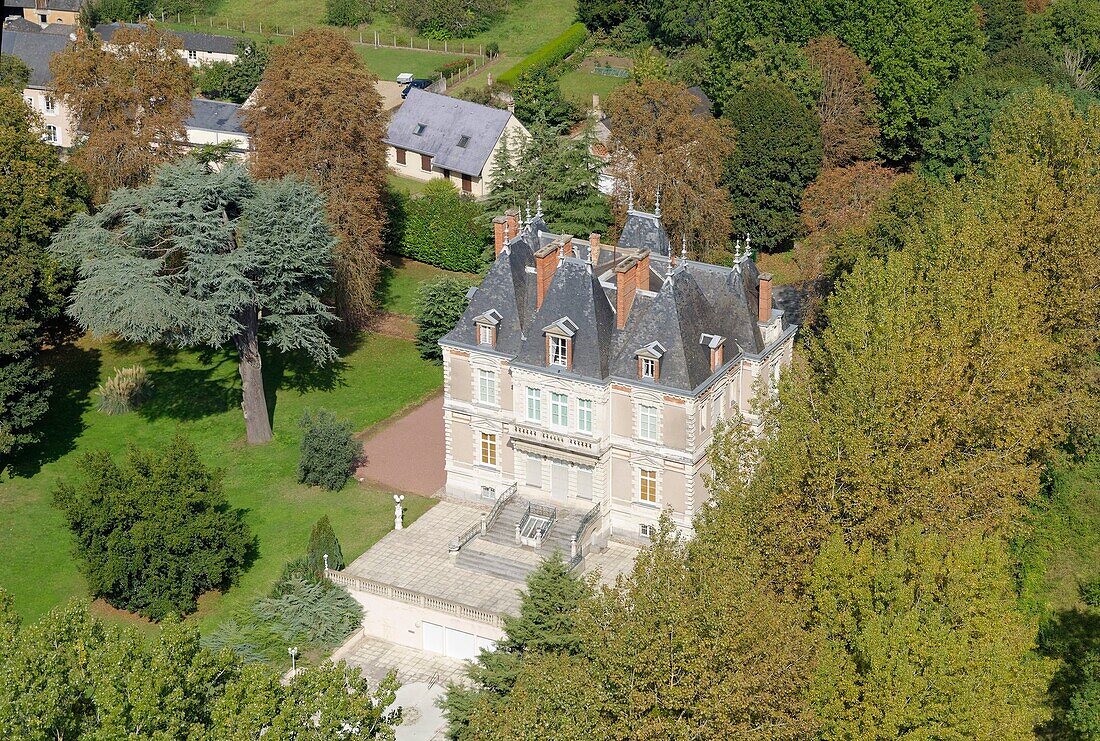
758;273;773;323
616;257;639;329
636;250;650;292
589;233;601;265
493;216;507;257
535;243;559;309
558;234;573;258
504;208;520;239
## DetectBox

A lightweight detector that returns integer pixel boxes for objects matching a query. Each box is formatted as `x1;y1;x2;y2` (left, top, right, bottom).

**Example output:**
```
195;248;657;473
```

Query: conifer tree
52;160;337;445
306;515;345;575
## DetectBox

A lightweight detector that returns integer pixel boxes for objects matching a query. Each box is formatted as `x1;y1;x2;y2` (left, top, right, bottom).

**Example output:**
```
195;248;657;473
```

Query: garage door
423;622;444;655
444;627;477;660
475;636;497;654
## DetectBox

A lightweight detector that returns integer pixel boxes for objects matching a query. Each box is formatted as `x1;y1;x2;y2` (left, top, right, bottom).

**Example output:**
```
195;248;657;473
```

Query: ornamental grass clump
96;365;152;415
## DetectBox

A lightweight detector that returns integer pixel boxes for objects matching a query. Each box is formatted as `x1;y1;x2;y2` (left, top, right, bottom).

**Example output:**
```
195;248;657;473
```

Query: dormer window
473;309;502;348
635;341;665;382
700;334;726;373
457;135;470;148
414;123;427;136
543;317;578;370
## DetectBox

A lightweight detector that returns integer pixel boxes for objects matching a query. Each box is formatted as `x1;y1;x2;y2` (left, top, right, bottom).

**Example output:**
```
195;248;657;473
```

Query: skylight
414;123;426;136
457;135;470;148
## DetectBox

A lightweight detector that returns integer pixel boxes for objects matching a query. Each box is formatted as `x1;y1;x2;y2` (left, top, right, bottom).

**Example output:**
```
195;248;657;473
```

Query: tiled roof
442;212;787;393
93;22;238;54
186;98;246;135
1;29;72;87
384;89;514;177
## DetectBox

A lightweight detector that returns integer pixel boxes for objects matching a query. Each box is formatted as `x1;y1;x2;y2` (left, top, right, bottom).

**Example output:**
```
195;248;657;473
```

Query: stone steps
454;548;537;582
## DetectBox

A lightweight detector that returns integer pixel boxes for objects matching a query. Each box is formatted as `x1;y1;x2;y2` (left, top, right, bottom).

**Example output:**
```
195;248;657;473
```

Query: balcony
510;422;603;459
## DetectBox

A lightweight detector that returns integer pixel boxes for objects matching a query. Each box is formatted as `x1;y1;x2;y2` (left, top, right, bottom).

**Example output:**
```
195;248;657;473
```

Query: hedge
498;22;588;86
392;179;489;272
438;56;477;76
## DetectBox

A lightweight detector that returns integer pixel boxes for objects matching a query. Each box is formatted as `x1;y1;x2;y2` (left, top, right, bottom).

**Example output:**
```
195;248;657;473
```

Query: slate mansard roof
1;30;72;87
384;89;513;178
442;213;791;394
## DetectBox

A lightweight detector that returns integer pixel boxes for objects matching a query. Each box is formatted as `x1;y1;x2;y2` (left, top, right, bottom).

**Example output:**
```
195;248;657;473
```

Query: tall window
477;369;496;405
549;336;568;367
576;398;593;433
711;392;723;424
44;125;57;143
639;469;658;503
478;324;493;345
551;392;569;427
640;357;656;379
480;433;497;467
43;96;55;113
526;388;542;422
638;404;658;441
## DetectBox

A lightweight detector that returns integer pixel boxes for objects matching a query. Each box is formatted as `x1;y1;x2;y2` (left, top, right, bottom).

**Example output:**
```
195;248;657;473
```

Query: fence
159;11;486;57
593;63;630;78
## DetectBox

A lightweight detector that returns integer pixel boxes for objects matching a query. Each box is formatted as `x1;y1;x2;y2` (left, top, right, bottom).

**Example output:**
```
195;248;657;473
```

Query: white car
396;73;414;85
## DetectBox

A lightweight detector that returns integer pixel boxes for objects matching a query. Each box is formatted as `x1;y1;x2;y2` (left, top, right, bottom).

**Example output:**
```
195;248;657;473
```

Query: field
0;261;456;630
559;69;628;109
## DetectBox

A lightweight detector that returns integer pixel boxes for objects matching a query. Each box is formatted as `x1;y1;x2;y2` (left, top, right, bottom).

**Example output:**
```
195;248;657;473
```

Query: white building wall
347;590;503;656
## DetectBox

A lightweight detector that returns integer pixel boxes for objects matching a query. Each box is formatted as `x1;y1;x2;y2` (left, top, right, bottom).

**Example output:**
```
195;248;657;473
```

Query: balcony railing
510;423;602;457
448;482;517;553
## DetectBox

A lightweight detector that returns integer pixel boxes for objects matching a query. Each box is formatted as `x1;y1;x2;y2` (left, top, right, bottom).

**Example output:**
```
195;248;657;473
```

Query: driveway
357;393;446;496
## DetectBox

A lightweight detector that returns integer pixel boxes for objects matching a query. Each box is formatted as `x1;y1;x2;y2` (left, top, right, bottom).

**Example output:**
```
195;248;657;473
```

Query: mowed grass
0;329;442;629
377;254;478;316
356;47;463;81
559;69;628;109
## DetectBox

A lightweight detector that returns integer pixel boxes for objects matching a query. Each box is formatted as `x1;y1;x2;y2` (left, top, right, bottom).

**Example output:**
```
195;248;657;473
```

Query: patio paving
357;393;446;496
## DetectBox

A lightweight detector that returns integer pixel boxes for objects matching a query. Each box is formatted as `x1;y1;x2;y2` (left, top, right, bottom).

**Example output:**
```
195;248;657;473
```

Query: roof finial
535;194;543;220
680;233;687;263
627;184;634;212
525;199;531;225
734;237;742;260
654;186;662;218
744;233;751;259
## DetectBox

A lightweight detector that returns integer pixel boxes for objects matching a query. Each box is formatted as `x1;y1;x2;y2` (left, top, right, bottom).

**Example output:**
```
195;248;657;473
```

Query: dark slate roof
186;98;246;134
0;29;71;87
41;21;76;34
94;22;238;53
384;89;513;177
618;210;671;256
2;15;45;33
442;211;786;393
7;0;82;10
687;86;713;118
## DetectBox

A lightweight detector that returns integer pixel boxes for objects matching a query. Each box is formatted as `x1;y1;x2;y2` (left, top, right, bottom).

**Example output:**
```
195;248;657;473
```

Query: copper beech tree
805;37;880;167
50;24;193;202
244;29;388;329
604;80;735;261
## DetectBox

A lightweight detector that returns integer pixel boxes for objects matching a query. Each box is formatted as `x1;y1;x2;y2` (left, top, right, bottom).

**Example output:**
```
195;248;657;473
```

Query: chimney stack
492;216;507;257
534;243;559;309
758;273;773;323
504;208;520;240
558;234;574;259
636;250;650;292
589;233;601;265
616;258;639;329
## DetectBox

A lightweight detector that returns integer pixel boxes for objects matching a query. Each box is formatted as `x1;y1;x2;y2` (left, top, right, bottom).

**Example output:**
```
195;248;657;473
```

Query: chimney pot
758;273;773;323
504;208;520;240
589;233;601;265
492;216;507;257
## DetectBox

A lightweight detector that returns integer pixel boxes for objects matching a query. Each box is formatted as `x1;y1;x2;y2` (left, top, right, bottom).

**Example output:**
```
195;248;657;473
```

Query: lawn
559;69;628;109
0;327;443;629
356;47;464;81
377;253;477;316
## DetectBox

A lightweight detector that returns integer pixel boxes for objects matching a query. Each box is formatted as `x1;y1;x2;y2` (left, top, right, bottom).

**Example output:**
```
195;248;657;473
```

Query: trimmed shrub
395;179;489;272
414;276;477;362
498;22;588;86
306;515;345;575
96;365;151;415
298;409;360;491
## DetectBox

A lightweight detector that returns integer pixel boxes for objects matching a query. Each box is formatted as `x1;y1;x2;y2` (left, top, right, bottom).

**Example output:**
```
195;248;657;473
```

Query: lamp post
288;646;298;675
394;494;405;530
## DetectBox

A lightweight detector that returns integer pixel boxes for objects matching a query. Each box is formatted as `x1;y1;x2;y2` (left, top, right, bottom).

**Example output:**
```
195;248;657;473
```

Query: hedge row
497;22;588;86
438;56;477;76
388;180;489;273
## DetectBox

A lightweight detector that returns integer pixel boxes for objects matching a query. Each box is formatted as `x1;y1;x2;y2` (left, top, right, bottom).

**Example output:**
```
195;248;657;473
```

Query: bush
197;60;232;99
95;365;151;415
414;276;477;362
306;514;345;575
52;436;254;620
486;41;500;57
438;56;476;76
0;54;31;91
298;409;360;491
395;0;507;38
498;22;588;86
394;179;489;272
325;0;371;26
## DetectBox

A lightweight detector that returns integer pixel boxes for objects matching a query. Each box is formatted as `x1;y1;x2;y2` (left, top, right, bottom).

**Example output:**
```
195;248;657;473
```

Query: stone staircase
455;495;592;582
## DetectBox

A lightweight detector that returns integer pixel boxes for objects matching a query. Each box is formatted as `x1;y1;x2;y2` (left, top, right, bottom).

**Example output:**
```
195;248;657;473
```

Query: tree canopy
51;159;337;444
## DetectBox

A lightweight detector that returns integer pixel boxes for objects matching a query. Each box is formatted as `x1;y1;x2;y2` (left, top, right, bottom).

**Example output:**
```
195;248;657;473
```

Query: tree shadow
137;365;241;422
4;343;101;478
1037;605;1100;738
260;334;361;429
105;337;187;366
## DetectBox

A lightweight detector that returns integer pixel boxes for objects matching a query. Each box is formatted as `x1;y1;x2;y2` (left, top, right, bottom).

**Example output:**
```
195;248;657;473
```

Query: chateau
439;204;796;541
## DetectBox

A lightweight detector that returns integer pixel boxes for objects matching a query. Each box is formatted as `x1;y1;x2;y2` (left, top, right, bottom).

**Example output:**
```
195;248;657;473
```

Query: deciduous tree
50;24;193;201
804;36;879;166
604;80;734;260
52;160;337;445
245;29;388;328
52;436;254;619
0;89;88;463
0;54;30;90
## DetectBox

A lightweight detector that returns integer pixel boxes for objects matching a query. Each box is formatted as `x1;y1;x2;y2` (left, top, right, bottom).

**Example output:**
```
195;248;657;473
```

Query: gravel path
356;393;445;496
